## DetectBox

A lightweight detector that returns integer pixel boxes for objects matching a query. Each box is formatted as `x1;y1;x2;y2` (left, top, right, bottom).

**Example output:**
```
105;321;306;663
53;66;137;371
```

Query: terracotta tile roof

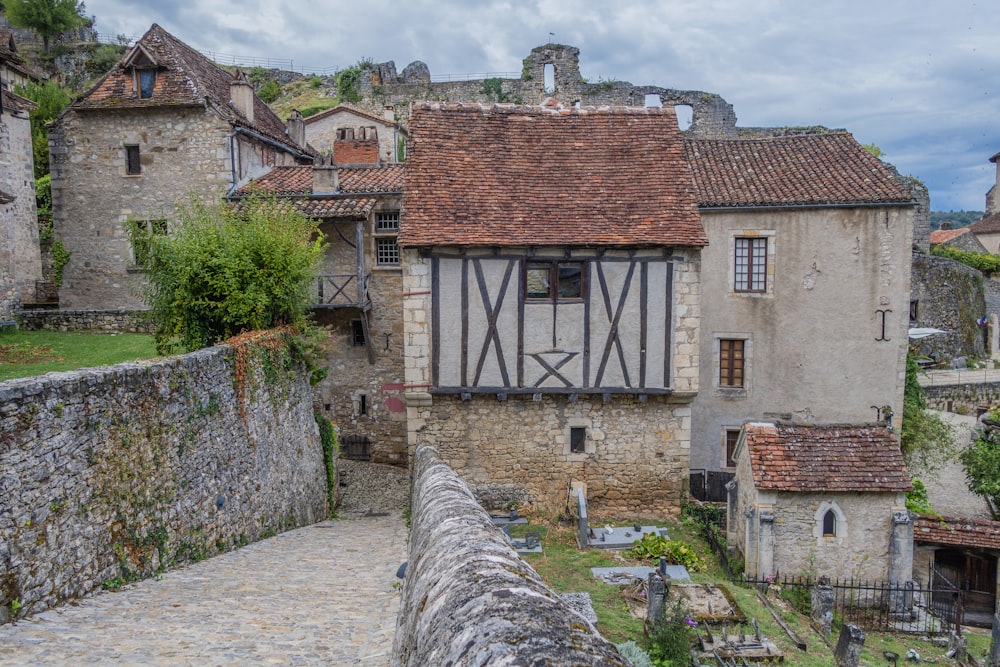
969;212;1000;234
400;102;706;248
70;24;304;153
684;133;914;208
2;87;37;113
303;103;398;127
0;29;40;82
929;228;970;245
231;164;402;220
914;515;1000;550
744;422;911;493
234;164;404;196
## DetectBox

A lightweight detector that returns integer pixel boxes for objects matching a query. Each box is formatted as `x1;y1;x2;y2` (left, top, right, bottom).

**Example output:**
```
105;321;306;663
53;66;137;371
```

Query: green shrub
616;640;653;667
930;245;1000;275
625;534;704;572
646;598;696;666
258;79;281;103
906;479;934;514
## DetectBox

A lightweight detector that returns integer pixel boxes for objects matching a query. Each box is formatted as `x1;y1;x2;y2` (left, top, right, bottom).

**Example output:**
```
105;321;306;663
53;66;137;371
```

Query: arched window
822;509;837;536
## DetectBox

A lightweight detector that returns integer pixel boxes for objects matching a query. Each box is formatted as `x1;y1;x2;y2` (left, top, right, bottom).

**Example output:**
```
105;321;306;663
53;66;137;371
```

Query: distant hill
930;210;984;230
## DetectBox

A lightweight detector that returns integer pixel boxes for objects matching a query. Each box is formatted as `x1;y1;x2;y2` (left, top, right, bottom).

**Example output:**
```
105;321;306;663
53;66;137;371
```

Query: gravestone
812;576;835;634
834;624;865;667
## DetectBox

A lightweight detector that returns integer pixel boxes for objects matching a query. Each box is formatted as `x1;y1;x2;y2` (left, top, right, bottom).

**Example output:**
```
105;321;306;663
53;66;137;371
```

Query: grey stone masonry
18;308;154;333
392;444;630;666
0;341;328;624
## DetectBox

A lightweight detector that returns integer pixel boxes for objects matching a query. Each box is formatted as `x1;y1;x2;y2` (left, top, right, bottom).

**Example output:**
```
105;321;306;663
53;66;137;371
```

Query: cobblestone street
0;461;410;666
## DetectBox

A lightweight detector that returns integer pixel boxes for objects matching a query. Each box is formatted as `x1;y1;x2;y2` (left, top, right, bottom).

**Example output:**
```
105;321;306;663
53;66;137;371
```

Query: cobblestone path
0;514;408;666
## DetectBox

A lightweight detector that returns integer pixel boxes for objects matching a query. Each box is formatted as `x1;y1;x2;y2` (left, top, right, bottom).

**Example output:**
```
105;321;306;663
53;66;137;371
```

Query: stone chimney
384;105;395;122
312;155;339;194
287;110;305;148
230;70;254;124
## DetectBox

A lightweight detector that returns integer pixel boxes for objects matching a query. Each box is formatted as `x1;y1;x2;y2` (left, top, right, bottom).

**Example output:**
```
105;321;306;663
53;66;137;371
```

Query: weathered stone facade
304;105;403;163
909;252;987;363
0;342;328;624
0;92;42;319
392;444;629;666
692;206;914;471
17;308;153;332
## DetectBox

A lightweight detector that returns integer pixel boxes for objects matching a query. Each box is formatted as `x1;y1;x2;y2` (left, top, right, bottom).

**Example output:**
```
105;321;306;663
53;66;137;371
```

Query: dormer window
138;69;156;99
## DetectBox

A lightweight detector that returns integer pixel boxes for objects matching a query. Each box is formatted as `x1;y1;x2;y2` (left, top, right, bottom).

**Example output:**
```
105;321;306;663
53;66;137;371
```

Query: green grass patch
0;330;158;381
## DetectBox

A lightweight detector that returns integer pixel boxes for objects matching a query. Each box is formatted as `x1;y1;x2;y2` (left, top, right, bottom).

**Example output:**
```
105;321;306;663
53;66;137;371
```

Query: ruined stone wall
392;444;629;667
17;308;154;332
0;342;328;624
922;380;1000;412
910;253;986;363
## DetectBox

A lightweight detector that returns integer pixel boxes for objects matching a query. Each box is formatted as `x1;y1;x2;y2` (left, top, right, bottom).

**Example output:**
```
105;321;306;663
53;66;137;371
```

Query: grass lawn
513;512;994;665
0;329;159;382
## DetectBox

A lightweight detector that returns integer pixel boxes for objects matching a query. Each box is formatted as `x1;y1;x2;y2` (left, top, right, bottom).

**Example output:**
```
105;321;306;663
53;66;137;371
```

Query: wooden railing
316;273;370;308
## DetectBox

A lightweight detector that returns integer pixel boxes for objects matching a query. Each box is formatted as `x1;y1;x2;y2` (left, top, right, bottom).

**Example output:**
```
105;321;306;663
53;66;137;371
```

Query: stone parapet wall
18;308;155;333
0;342;328;624
392;444;629;667
923;381;1000;412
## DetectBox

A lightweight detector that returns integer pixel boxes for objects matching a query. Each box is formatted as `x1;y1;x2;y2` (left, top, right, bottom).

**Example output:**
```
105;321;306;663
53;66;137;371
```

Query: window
138;69;156;99
526;261;584;301
351;320;366;346
724;429;740;468
125;145;141;175
909;300;919;324
719;339;745;387
734;236;767;292
570;427;586;454
822;509;837;536
126;219;166;266
374;211;399;266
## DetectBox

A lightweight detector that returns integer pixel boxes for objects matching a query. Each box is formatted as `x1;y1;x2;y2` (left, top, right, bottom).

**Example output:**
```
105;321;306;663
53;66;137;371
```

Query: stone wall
923;381;1000;412
18;308;154;333
910;253;987;363
392;444;629;666
0;100;42;318
0;340;328;624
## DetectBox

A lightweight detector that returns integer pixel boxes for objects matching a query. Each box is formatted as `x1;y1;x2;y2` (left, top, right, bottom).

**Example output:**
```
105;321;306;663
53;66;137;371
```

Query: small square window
376;238;399;266
525;261;585;301
570;427;586;453
125;145;141;175
375;212;399;232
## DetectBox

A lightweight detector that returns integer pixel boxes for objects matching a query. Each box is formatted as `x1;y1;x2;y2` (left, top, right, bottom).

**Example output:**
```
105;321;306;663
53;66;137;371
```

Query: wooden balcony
314;273;371;310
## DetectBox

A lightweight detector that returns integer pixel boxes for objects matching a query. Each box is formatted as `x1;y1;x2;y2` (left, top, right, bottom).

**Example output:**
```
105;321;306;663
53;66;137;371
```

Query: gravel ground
908;411;992;520
336;458;411;518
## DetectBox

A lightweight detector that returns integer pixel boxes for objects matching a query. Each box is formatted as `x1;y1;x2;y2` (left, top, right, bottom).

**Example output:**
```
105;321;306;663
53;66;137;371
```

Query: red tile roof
969;212;1000;234
400;102;706;248
2;87;37;113
914;515;1000;550
684;133;914;208
70;24;304;153
929;228;970;245
744;422;911;492
232;164;403;220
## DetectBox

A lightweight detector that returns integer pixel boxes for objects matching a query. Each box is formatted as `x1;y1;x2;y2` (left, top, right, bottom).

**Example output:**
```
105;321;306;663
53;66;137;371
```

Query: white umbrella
908;328;948;339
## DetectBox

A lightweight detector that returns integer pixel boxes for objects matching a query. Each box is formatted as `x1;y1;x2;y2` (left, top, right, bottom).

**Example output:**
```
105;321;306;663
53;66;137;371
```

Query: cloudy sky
83;0;998;212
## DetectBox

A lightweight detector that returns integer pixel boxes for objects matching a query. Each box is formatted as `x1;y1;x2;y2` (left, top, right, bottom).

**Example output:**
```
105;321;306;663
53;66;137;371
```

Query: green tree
140;195;326;354
900;352;952;465
257;78;281;104
5;0;86;54
961;410;1000;519
14;79;71;178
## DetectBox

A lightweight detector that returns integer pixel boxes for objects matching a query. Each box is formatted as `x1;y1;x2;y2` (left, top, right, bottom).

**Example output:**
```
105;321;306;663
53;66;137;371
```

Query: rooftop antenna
548;32;555;43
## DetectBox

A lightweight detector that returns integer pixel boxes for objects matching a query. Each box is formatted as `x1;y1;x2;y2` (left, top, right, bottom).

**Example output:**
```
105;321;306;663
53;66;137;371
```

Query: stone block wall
0;104;42;317
18;308;155;333
0;341;328;624
392;444;629;666
910;253;986;363
923;381;1000;412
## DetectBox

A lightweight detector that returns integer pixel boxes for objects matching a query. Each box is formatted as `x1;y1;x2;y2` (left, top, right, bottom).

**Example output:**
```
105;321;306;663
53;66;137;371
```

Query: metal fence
735;575;958;635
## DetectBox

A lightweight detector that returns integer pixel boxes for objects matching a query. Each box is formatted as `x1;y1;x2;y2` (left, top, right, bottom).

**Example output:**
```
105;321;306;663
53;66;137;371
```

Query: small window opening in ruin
125;145;141;175
543;63;555;94
570;427;586;453
644;94;662;108
909;300;919;324
352;320;366;346
359;394;367;416
822;509;836;536
675;105;693;131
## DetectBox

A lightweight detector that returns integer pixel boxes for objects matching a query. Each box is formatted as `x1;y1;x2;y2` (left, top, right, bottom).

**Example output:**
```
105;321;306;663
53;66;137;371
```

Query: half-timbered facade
400;102;706;515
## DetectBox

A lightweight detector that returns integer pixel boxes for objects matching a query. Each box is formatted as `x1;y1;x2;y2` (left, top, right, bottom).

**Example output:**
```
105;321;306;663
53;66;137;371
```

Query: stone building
684;133;916;476
399;102;706;515
0;29;40;90
48;23;311;310
233;156;407;464
729;422;912;582
0;86;41;319
304;104;405;164
929;226;988;254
